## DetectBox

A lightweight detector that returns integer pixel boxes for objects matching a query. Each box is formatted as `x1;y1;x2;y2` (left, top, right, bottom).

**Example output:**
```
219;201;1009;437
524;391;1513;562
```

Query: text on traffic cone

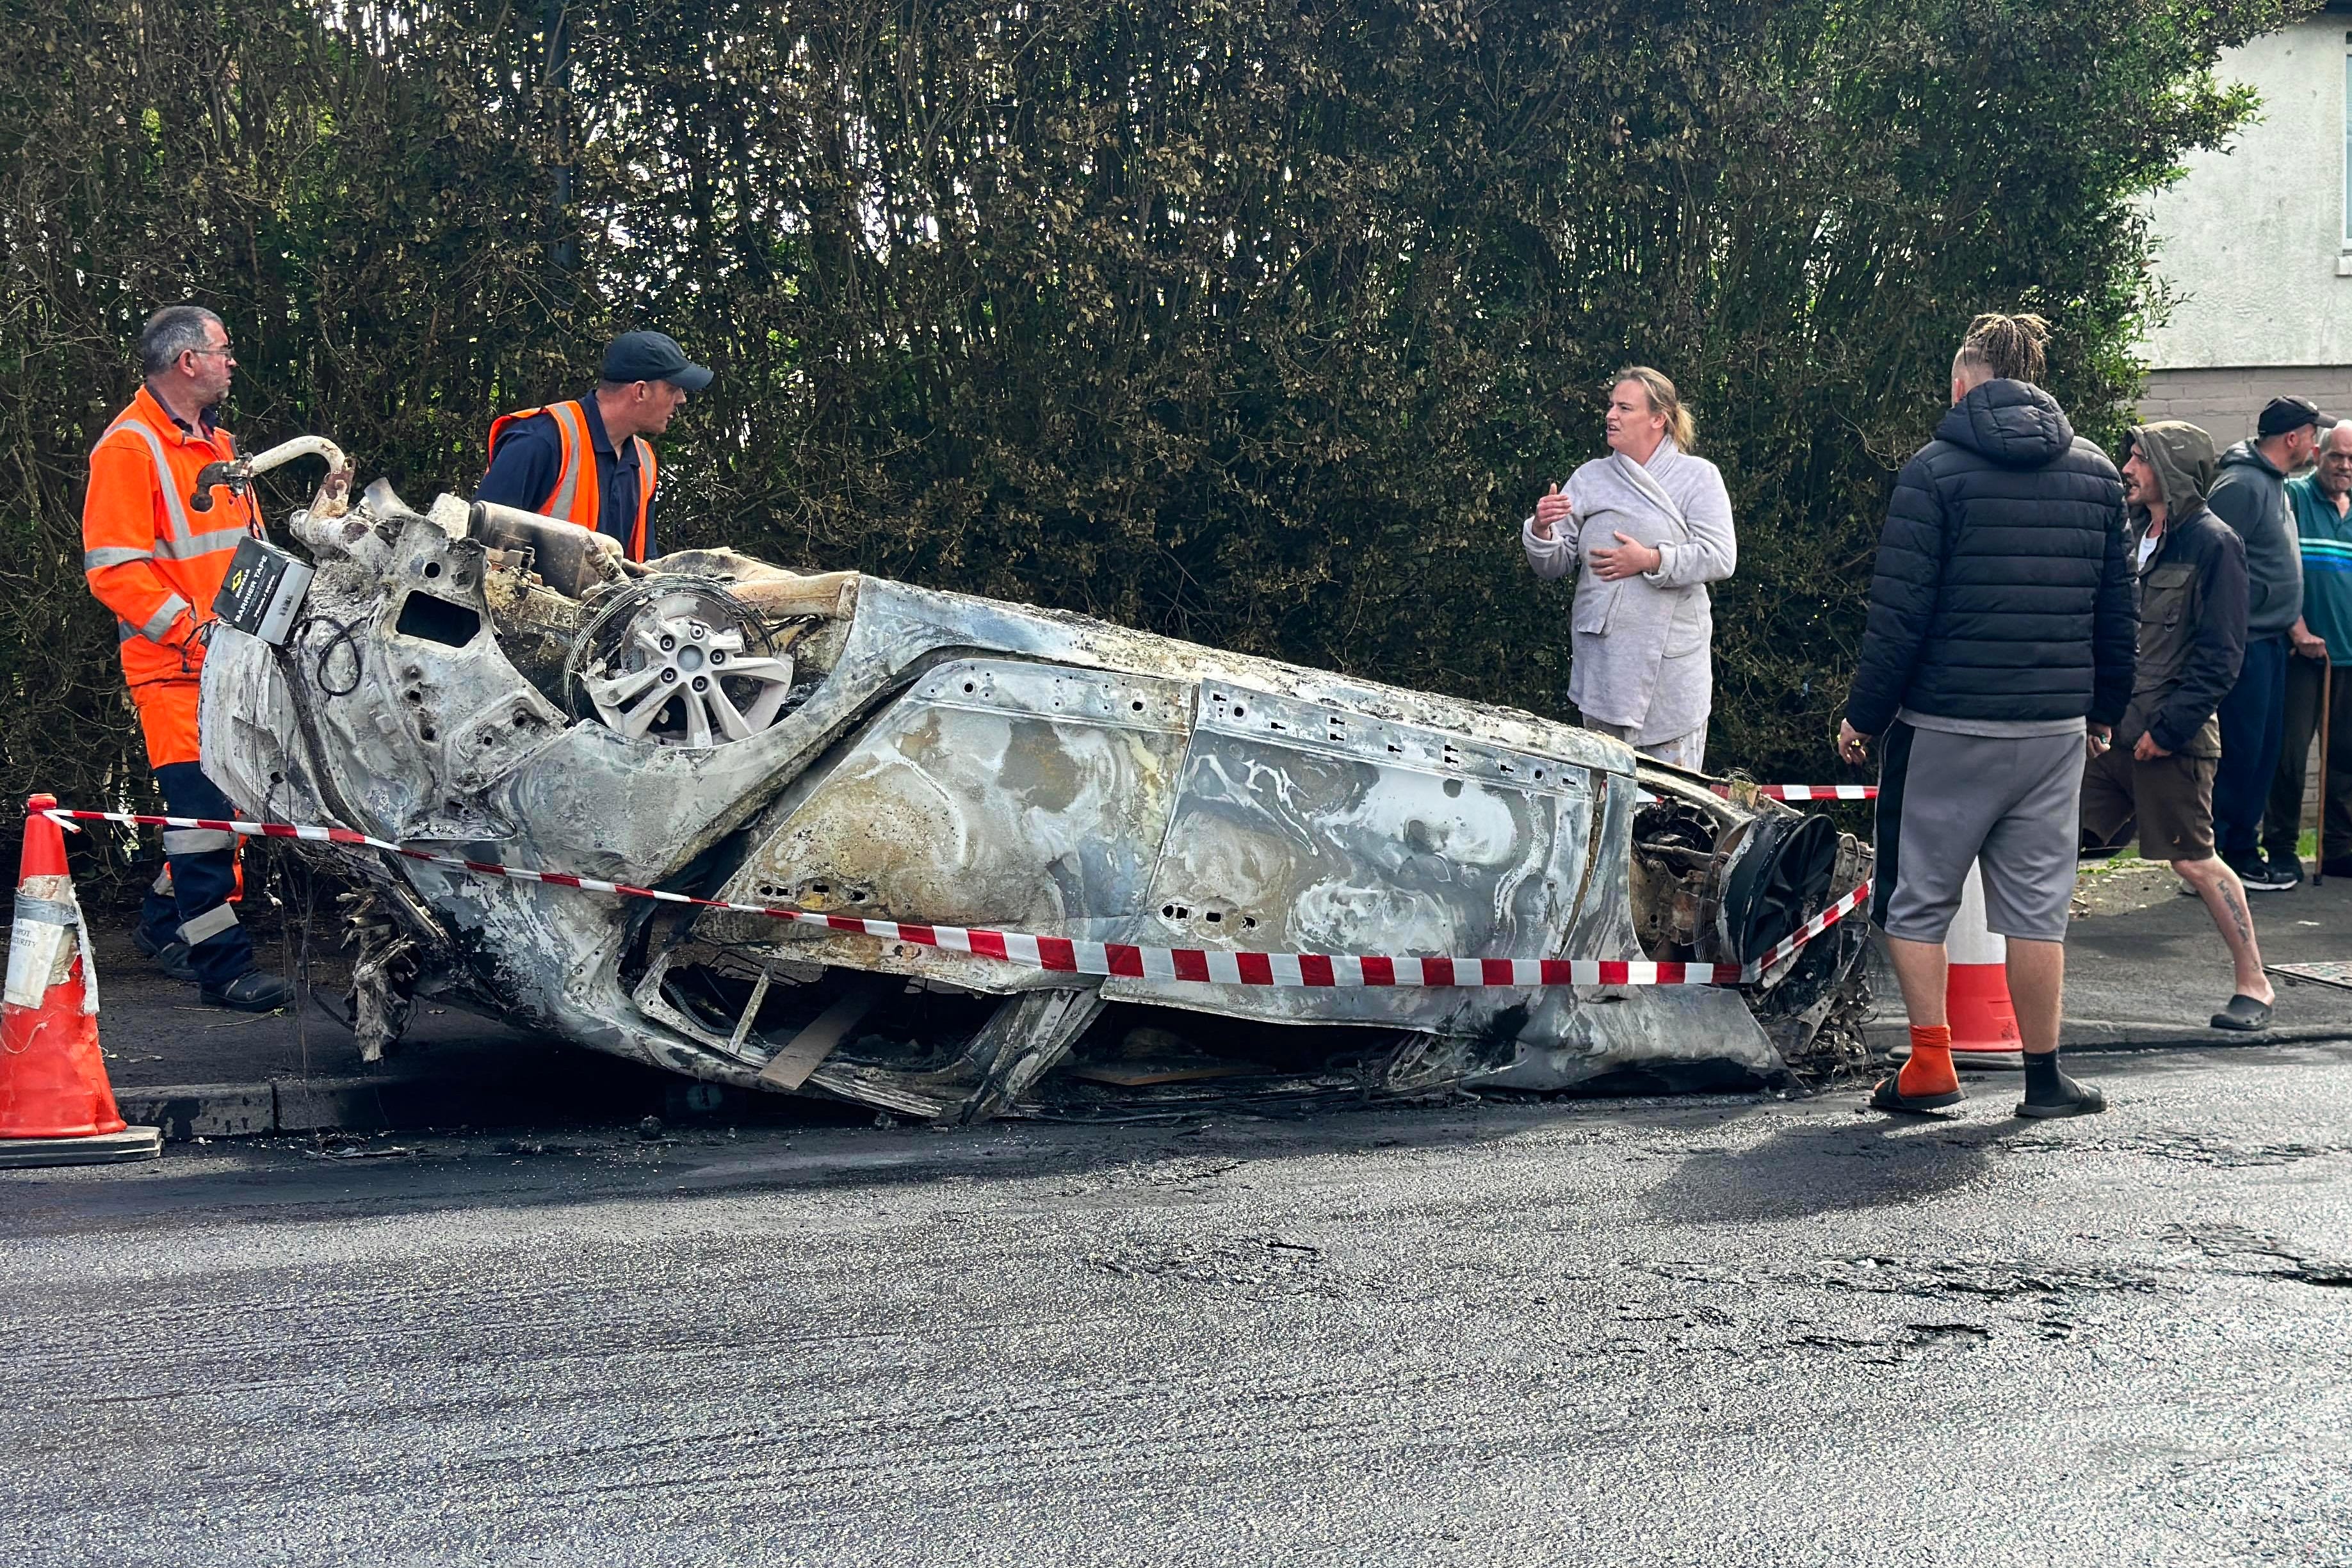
1;794;126;1140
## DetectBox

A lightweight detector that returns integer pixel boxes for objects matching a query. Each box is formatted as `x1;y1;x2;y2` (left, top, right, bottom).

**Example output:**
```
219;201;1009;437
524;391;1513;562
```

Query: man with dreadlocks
1837;312;2137;1119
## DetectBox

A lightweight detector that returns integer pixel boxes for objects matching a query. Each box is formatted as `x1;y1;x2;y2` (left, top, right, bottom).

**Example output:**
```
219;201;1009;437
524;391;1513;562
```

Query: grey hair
138;305;225;378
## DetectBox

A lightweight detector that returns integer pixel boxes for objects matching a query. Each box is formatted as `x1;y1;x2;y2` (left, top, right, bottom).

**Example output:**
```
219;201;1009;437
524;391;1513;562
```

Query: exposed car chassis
198;460;1872;1123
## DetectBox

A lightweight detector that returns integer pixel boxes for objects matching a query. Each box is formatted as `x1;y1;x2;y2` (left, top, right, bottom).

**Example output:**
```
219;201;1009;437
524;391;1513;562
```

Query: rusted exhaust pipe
467;501;623;598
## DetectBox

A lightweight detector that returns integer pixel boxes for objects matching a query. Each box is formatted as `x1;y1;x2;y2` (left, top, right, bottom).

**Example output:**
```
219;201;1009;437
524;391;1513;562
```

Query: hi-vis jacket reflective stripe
82;387;263;693
485;400;658;562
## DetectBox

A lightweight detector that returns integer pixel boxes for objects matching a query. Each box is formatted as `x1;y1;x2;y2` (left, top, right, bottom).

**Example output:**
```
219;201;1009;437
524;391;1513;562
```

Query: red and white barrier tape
1715;784;1878;802
42;807;1869;990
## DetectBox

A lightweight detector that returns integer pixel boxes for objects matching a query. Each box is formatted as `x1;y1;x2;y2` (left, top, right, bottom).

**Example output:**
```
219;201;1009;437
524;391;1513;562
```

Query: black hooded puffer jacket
1845;379;2137;735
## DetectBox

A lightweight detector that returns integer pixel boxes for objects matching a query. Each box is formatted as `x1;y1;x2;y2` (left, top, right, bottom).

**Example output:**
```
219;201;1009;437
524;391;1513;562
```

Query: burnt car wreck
197;455;1873;1122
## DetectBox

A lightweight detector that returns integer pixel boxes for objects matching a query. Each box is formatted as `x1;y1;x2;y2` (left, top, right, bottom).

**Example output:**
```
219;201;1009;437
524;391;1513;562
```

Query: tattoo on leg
2221;887;2254;946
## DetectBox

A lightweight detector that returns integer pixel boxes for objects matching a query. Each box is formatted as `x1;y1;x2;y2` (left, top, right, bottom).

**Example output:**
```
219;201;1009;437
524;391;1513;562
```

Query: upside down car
194;442;1873;1123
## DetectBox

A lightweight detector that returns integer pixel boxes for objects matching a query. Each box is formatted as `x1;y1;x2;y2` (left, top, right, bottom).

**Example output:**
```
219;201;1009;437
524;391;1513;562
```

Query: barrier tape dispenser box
212;537;314;645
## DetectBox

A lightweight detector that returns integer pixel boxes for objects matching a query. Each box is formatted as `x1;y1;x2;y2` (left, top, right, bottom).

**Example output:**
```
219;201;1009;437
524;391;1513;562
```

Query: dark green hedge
0;0;2298;847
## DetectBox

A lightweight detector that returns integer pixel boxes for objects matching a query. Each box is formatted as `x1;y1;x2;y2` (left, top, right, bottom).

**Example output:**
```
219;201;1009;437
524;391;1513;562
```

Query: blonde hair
1610;366;1695;452
1952;312;2051;387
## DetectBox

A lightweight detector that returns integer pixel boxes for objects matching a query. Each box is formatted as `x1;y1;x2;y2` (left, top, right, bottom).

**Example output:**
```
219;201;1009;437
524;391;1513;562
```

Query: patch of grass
2075;849;2147;880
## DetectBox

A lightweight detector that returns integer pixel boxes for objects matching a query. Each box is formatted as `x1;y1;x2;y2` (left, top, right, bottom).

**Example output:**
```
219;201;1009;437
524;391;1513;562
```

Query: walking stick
2320;659;2333;886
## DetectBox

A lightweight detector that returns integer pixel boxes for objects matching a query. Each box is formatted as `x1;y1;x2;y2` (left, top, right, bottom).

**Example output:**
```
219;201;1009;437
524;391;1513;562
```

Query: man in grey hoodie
2206;396;2325;889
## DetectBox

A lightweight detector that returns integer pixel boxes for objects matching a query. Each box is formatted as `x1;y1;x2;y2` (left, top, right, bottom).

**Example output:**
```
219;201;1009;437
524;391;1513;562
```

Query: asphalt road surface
6;1043;2350;1567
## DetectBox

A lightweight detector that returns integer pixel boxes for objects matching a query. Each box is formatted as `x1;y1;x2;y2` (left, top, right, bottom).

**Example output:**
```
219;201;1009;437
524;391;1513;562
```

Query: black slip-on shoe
2321;856;2352;880
2209;994;2274;1032
1870;1073;1964;1114
2017;1078;2107;1119
200;970;292;1014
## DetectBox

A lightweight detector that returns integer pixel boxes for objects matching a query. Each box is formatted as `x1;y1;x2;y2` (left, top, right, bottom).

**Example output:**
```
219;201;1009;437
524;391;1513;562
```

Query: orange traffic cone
1947;861;2024;1070
1;795;161;1167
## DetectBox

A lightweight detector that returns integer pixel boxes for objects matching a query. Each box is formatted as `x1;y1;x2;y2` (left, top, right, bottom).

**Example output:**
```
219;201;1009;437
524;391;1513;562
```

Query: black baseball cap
2257;394;2323;438
601;330;713;392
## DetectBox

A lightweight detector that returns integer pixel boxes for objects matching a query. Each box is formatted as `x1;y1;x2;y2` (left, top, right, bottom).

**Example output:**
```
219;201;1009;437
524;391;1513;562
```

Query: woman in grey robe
1521;366;1738;771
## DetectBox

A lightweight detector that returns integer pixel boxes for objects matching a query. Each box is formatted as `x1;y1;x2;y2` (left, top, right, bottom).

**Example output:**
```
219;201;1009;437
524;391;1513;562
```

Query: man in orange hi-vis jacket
81;305;292;1013
476;330;713;562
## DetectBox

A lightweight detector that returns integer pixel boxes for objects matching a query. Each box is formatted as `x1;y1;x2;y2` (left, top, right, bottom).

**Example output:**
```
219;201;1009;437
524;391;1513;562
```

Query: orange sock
1897;1024;1959;1097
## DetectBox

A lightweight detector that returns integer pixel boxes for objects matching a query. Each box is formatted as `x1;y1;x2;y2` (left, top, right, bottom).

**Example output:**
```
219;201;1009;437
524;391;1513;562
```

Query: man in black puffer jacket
1836;313;2134;1120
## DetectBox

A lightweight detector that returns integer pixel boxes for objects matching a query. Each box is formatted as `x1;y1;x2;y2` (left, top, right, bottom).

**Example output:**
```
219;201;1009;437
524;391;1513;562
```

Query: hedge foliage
0;0;2299;843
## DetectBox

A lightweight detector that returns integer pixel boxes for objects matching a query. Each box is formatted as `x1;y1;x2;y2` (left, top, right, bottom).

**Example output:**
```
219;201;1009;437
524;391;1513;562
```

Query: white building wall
2137;12;2352;443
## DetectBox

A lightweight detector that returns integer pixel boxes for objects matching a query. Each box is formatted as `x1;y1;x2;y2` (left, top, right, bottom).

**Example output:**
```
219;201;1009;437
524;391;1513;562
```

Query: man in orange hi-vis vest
81;305;293;1013
477;330;713;562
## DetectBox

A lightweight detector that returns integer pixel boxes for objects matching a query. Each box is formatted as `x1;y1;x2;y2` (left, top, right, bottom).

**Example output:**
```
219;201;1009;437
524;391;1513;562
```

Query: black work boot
202;969;292;1014
2016;1049;2105;1119
131;928;199;985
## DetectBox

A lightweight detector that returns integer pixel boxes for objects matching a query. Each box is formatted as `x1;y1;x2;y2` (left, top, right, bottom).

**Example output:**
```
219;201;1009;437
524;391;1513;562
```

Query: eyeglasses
184;346;236;360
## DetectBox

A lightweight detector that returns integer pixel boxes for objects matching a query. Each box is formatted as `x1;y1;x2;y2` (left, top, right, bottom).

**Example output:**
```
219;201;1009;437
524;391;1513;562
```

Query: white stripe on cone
1949;862;2006;968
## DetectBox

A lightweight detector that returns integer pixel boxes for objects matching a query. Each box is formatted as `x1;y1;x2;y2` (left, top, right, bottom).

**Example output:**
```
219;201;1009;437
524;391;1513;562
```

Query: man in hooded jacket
2080;421;2275;1030
1838;312;2132;1120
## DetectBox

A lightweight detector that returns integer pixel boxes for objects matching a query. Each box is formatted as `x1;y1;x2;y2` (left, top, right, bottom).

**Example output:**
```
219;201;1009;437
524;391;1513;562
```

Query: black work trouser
135;761;256;989
2261;658;2352;866
2214;633;2288;863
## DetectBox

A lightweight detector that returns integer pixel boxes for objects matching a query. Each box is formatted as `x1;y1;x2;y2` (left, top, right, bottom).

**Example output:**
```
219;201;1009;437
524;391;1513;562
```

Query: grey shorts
1872;721;2084;945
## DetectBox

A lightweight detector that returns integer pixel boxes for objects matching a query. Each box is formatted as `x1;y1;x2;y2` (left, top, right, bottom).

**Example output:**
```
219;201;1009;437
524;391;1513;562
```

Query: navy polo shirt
476;394;657;556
